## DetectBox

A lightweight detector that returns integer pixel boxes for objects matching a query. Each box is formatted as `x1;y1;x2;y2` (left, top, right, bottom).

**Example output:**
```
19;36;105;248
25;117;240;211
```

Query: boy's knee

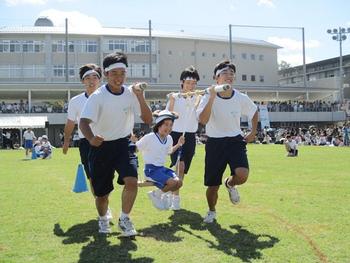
176;180;183;189
234;169;249;184
124;177;138;189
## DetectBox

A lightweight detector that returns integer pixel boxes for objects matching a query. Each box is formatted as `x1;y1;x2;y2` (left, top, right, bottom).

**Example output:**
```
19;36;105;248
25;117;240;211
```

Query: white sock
120;211;129;220
99;214;108;220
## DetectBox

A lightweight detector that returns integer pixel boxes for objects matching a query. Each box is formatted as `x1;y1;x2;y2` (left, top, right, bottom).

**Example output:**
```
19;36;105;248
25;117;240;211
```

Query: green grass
0;145;349;263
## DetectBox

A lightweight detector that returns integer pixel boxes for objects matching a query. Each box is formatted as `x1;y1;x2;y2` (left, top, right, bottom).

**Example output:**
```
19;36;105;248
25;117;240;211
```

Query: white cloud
38;9;102;29
6;0;47;6
268;37;320;51
268;37;320;66
257;0;275;8
278;53;314;66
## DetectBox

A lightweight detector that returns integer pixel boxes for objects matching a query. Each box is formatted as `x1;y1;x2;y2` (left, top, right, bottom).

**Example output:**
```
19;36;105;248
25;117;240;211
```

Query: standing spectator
23;128;35;158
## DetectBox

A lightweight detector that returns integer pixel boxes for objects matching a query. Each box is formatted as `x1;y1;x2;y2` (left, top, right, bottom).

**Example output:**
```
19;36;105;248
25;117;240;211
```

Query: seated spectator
33;138;43;158
285;135;298;157
40;135;52;159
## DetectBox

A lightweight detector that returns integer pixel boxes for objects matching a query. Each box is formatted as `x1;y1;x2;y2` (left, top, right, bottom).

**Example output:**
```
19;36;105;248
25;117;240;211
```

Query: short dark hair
180;66;200;81
79;63;102;80
103;52;128;70
213;60;236;79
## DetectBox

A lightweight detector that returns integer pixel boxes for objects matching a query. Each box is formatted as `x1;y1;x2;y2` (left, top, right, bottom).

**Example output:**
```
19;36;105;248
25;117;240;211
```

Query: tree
279;60;291;70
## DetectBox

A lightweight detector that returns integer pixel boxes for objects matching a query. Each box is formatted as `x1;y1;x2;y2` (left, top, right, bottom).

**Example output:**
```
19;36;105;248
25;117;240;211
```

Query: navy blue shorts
170;132;196;174
25;140;33;149
88;137;138;197
204;135;249;186
144;164;177;189
79;138;91;179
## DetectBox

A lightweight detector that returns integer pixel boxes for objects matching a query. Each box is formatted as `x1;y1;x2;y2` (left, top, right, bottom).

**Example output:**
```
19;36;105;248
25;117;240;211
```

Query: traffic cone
72;164;88;193
31;149;37;160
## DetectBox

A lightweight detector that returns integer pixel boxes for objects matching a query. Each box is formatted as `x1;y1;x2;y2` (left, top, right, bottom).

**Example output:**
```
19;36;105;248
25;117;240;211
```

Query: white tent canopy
0;116;47;129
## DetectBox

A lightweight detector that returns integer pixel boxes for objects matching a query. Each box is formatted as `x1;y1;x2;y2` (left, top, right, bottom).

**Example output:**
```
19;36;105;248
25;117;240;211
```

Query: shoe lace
99;219;109;228
121;217;134;230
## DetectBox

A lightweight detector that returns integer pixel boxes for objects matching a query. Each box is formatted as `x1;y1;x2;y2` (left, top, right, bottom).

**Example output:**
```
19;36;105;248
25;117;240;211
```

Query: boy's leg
96;194;109;216
206;186;220;211
121;177;138;214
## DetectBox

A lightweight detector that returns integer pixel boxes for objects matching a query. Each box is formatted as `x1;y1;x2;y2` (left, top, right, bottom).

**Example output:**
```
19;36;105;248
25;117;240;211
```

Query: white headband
104;62;127;72
183;77;196;81
215;66;234;77
82;69;100;80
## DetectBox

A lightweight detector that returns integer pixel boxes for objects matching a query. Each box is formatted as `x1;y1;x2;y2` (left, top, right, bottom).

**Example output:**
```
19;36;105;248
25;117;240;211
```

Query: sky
1;0;350;66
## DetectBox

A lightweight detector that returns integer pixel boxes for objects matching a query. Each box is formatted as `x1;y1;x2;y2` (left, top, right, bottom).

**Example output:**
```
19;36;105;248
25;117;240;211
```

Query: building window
23;65;46;78
191;51;195;56
251;54;255;60
259;54;264;61
108;40;127;52
169;74;172;78
241;53;247;59
22;41;44;53
212;53;216;57
86;41;97;53
251;75;256;81
129;40;150;53
202;75;206;79
53;65;75;77
259;75;264;82
168;50;172;55
0;40;10;52
222;54;226;58
128;63;156;78
242;74;247;81
52;40;74;53
202;52;206;57
10;41;21;52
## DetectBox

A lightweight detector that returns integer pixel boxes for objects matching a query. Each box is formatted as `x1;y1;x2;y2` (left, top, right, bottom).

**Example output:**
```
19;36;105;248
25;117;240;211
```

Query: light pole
327;27;350;102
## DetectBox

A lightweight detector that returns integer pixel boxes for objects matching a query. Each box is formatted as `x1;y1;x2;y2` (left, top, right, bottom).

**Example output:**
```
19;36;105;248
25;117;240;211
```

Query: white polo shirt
80;84;141;141
67;92;88;138
166;96;198;133
136;132;173;167
196;89;257;138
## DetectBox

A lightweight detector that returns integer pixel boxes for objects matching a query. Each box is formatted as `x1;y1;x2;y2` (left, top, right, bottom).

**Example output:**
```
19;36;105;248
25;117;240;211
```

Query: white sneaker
203;211;216;223
98;217;111;233
106;207;113;220
148;190;166;210
161;192;172;210
170;195;181;210
118;217;137;237
225;177;240;204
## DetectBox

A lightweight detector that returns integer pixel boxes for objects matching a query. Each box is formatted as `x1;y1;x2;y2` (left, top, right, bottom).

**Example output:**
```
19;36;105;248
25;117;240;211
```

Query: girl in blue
136;110;185;210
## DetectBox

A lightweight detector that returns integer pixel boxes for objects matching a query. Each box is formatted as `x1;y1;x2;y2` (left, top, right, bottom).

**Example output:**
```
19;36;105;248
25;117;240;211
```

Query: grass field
0;144;349;263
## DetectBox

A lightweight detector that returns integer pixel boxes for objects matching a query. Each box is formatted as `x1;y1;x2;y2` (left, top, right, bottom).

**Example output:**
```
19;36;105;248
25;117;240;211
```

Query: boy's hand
89;135;104;147
178;135;185;146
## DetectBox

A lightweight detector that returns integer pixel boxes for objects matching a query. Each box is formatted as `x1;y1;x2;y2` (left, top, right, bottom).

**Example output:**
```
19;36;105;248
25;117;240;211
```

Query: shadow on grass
139;209;279;262
54;221;154;263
